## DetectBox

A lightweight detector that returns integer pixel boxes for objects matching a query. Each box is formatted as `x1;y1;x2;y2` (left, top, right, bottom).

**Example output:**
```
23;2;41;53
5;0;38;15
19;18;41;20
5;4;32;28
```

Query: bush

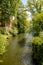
9;27;18;37
31;37;43;65
0;34;8;55
0;27;6;34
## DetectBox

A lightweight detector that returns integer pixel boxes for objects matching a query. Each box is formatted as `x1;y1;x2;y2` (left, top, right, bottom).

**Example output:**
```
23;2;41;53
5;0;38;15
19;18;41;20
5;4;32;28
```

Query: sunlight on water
0;60;3;63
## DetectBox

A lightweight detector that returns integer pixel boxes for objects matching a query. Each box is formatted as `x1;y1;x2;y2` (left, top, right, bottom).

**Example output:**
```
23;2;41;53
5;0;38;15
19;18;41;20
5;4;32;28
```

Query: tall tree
31;12;43;36
27;0;43;15
0;0;20;26
17;1;28;33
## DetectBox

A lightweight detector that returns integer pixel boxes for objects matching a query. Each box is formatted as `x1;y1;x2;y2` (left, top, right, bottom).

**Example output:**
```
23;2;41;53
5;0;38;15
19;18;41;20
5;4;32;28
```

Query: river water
0;33;33;65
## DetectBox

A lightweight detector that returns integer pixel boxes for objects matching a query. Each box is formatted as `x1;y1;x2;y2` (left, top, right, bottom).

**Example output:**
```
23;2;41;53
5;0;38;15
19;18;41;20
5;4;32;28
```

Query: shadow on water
0;54;4;65
18;38;26;47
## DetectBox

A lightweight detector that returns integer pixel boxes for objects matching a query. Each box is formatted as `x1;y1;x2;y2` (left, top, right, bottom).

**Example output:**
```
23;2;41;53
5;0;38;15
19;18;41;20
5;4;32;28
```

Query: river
0;33;33;65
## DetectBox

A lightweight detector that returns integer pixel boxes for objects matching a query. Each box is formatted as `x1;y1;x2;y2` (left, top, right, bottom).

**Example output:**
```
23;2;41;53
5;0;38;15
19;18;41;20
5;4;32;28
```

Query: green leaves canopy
27;0;43;15
32;12;43;35
0;0;20;23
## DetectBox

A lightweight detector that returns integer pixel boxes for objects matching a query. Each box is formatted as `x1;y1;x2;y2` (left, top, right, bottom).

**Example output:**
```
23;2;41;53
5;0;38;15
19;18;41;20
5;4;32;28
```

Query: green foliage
0;34;8;54
39;31;43;38
27;0;43;15
17;5;29;33
31;36;43;65
17;19;29;33
8;19;18;36
31;12;43;36
9;26;18;37
0;0;20;24
0;27;6;34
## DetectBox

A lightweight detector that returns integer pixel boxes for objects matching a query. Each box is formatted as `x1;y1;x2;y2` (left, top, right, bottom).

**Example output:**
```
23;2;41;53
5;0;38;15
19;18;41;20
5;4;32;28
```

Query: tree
16;1;29;33
0;0;20;26
17;11;28;33
27;0;43;15
32;12;43;36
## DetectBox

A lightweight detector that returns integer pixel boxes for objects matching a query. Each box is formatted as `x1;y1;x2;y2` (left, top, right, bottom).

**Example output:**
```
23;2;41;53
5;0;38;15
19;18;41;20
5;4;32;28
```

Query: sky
22;0;32;20
22;0;27;5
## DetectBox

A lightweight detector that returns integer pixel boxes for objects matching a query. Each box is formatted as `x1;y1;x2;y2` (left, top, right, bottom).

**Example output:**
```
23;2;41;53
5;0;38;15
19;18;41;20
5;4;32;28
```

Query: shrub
9;27;18;37
31;37;43;65
0;34;8;55
0;27;6;34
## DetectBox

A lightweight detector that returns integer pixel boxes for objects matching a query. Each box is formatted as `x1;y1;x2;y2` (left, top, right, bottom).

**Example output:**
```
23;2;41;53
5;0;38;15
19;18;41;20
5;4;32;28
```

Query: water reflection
0;55;3;65
18;38;26;47
21;53;33;65
0;33;33;65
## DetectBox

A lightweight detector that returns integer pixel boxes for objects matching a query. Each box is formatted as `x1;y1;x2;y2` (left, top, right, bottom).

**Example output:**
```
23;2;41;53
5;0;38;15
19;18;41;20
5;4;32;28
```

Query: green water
0;33;33;65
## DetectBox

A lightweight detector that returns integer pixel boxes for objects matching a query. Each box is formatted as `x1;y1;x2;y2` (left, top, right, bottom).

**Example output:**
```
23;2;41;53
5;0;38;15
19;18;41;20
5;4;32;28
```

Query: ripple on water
21;52;33;65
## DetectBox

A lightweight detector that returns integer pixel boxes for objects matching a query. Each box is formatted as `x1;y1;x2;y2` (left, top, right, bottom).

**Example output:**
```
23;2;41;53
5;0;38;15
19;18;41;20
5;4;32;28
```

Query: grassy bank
0;34;8;55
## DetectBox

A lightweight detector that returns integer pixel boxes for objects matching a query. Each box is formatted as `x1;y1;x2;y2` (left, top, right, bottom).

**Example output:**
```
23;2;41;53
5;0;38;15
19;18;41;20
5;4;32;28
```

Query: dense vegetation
28;0;43;65
31;35;43;65
0;0;43;65
0;34;7;54
30;9;43;65
0;0;30;54
31;12;43;36
30;13;43;64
